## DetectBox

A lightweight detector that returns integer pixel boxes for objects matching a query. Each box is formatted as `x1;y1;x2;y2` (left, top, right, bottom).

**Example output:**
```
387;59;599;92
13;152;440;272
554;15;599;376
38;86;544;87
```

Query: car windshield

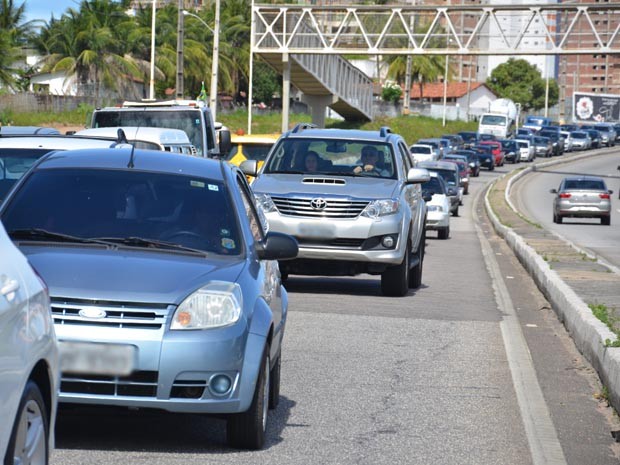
1;168;241;256
227;143;273;162
264;138;396;179
517;141;528;148
571;132;587;139
422;176;445;195
539;131;556;139
533;137;547;144
481;115;507;125
411;146;431;154
433;168;458;186
93;110;210;156
501;140;516;149
564;179;606;191
594;125;610;132
0;148;54;201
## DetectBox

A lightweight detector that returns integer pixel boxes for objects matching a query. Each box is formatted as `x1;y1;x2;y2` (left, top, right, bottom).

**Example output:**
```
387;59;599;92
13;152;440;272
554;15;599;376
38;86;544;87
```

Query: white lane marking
473;189;568;465
526;324;538;328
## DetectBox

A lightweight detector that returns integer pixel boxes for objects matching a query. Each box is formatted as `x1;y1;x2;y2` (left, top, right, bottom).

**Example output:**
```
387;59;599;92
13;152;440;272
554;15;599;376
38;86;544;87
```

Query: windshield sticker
220;228;231;237
208;184;219;191
190;180;205;188
221;238;235;249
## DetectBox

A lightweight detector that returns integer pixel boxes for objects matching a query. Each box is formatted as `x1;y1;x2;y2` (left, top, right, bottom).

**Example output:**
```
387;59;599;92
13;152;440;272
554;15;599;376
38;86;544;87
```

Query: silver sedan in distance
550;176;613;225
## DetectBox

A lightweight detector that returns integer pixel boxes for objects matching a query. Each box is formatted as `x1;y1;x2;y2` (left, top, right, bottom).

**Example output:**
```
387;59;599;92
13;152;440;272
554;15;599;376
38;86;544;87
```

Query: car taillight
599;193;610;199
559;193;571;199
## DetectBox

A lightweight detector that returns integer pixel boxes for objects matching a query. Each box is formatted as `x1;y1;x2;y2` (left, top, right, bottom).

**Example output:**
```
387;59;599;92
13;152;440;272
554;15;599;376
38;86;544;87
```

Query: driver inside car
353;145;390;176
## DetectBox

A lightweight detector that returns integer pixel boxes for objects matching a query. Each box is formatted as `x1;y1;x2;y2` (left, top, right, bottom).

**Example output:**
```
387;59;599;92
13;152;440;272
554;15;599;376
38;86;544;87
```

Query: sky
20;0;82;23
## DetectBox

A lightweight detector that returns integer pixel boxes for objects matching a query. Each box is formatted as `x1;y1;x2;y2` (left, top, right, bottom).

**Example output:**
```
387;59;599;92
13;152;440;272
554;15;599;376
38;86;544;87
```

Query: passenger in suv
244;125;430;297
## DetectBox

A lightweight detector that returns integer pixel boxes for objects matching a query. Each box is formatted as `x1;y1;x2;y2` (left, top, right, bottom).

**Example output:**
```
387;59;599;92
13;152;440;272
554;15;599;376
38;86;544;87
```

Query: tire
552;212;558;224
4;381;49;465
602;216;611;226
556;214;563;224
268;354;281;410
489;165;495;171
438;226;449;240
409;228;425;289
452;205;459;217
381;240;410;297
227;347;270;450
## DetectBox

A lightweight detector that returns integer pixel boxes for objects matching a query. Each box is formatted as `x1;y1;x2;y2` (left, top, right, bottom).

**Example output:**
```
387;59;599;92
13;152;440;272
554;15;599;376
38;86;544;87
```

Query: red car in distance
479;140;505;166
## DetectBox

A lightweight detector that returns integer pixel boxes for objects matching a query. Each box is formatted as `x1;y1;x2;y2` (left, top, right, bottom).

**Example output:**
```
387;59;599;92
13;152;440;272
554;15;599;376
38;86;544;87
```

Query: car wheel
452;205;459;217
602;216;611;226
556;214;563;224
409;230;425;289
227;347;270;450
5;380;49;465
268;354;281;410
438;226;449;240
381;240;410;297
489;165;494;171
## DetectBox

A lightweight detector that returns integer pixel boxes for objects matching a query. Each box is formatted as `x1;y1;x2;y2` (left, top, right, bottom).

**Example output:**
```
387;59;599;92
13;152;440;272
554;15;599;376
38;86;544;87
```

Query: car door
398;141;422;247
0;223;30;441
235;174;283;335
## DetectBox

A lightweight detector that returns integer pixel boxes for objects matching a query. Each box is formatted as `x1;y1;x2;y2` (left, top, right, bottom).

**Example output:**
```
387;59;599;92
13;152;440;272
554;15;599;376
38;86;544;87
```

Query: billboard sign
573;92;620;123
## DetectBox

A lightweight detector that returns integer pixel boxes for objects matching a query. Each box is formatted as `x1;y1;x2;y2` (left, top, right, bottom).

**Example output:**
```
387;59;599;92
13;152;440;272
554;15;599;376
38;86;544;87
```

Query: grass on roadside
589;303;620;347
5;107;478;147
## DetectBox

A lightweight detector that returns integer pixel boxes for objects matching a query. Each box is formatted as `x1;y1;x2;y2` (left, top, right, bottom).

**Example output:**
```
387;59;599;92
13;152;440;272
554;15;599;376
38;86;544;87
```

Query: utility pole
209;0;221;121
175;0;184;99
149;0;156;100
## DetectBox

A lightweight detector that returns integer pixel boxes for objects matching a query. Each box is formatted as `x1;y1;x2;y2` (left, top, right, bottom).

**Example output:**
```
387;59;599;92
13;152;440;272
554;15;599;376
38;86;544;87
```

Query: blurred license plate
298;222;336;239
59;341;135;376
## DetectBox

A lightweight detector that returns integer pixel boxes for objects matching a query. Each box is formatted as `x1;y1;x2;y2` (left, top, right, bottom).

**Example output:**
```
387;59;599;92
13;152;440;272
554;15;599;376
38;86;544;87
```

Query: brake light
599;193;610;199
559;193;571;199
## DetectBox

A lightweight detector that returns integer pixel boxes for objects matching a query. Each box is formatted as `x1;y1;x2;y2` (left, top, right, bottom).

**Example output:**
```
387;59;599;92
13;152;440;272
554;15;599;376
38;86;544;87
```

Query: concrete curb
484;153;620;412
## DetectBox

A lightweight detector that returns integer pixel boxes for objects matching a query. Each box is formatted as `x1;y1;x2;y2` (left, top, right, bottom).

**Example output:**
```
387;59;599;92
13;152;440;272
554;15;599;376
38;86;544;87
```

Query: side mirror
218;129;232;156
240;159;259;177
256;232;298;261
549;188;557;194
609;190;614;195
422;192;433;202
447;187;457;196
406;167;430;184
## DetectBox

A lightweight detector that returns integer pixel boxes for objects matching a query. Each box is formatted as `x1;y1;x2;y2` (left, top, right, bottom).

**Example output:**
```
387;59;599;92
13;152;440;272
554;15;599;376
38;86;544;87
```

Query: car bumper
266;212;407;265
55;319;264;414
426;210;450;229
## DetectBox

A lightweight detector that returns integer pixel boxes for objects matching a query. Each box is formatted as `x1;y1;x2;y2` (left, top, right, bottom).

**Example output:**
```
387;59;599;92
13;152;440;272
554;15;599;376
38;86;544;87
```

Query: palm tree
36;0;142;103
0;0;38;89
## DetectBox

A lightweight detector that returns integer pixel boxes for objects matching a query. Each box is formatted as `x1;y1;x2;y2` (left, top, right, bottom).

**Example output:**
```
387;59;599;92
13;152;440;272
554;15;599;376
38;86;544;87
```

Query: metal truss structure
252;3;620;56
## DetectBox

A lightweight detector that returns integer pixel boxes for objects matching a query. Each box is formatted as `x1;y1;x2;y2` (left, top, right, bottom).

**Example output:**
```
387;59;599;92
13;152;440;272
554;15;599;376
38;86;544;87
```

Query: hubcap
13;399;46;465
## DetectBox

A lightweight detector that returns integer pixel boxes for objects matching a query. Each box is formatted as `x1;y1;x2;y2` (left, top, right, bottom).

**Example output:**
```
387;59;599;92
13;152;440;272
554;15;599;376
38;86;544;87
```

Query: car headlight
361;199;399;218
171;282;242;330
427;205;443;212
254;193;276;213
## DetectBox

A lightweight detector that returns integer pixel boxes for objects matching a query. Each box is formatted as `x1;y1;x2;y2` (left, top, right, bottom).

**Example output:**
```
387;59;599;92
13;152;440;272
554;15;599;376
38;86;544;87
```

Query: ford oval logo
78;308;107;319
310;198;327;210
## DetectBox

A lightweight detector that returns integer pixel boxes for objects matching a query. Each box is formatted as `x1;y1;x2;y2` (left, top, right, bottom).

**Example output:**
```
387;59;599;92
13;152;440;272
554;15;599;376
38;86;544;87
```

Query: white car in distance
0;220;59;465
410;144;439;163
515;139;534;161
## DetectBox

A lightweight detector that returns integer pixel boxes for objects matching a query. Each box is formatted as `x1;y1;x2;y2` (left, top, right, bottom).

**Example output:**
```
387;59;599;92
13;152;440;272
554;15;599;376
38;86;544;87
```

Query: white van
76;127;197;155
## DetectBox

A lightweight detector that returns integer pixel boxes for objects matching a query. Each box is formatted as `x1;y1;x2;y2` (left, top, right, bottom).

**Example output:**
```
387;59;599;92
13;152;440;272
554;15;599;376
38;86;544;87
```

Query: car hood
21;245;246;305
253;173;399;199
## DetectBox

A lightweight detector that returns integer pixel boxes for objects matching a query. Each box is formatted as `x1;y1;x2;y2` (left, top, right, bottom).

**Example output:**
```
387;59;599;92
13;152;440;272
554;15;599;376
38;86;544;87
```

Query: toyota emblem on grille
310;198;327;210
78;308;107;319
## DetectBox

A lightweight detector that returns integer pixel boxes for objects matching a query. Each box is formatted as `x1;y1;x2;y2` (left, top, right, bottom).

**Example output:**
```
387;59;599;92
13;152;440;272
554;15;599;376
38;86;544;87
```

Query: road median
484;152;620;413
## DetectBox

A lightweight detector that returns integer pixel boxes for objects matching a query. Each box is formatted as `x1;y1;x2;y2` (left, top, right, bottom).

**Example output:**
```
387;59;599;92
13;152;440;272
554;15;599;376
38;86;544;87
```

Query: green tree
0;0;38;89
487;58;558;111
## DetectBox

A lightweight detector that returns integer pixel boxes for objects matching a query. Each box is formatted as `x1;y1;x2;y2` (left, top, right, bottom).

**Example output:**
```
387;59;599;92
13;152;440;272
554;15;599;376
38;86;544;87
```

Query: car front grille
61;370;158;397
51;298;170;330
295;237;366;248
271;196;369;218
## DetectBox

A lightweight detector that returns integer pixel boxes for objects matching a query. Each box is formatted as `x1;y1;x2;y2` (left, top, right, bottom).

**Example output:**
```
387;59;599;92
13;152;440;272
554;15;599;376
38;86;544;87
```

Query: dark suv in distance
245;125;430;297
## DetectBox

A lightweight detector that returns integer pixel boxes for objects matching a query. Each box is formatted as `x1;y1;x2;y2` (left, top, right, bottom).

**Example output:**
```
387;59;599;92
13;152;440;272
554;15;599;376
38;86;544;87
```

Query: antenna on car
379;127;392;137
291;123;316;134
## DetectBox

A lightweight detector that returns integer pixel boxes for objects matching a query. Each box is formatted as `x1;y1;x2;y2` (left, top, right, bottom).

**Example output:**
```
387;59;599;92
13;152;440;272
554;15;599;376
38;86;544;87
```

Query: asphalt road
513;152;620;269
51;159;620;465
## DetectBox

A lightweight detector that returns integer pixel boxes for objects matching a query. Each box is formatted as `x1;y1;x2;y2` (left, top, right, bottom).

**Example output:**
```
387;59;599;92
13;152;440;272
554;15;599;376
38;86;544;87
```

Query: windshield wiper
267;170;305;175
94;236;207;255
9;228;116;247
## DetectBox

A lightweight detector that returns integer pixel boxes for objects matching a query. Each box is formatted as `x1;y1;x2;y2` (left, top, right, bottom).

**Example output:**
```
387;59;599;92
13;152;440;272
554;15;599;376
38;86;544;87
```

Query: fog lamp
382;235;396;248
210;374;232;395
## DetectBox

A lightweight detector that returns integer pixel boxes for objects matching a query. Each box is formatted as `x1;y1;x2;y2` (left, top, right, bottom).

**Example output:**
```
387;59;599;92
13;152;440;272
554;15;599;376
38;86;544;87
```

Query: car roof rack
379;126;392;138
291;123;316;134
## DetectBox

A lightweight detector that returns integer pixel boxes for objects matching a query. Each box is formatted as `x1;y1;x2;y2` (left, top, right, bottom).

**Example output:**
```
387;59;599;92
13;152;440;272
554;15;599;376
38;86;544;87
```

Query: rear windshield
2;168;241;255
411;146;432;154
93;110;212;156
0;148;53;201
264;138;396;179
563;179;606;191
227;143;273;162
430;168;458;187
422;176;445;195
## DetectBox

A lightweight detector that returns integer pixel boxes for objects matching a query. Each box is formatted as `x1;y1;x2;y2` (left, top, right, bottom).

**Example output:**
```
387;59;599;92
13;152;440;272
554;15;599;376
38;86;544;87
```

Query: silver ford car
0;148;298;450
244;125;429;297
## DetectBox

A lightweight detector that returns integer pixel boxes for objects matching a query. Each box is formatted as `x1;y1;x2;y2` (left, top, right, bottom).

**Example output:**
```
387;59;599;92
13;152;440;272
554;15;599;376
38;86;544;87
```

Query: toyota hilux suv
243;125;430;297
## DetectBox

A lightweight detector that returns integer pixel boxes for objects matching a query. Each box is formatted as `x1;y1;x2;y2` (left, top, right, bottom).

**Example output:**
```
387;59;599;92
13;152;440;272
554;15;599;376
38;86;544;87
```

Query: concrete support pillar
301;94;339;128
282;53;290;134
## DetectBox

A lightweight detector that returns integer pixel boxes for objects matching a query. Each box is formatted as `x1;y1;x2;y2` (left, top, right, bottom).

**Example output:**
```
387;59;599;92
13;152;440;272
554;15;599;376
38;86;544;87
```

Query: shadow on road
55;396;296;453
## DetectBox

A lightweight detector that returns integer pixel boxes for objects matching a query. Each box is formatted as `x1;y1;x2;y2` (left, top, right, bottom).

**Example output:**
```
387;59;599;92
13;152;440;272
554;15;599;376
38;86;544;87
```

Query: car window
227;143;272;162
399;142;412;173
422;176;445;195
1;168;241;255
0;148;55;201
236;175;266;242
264;138;396;179
564;179;606;191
